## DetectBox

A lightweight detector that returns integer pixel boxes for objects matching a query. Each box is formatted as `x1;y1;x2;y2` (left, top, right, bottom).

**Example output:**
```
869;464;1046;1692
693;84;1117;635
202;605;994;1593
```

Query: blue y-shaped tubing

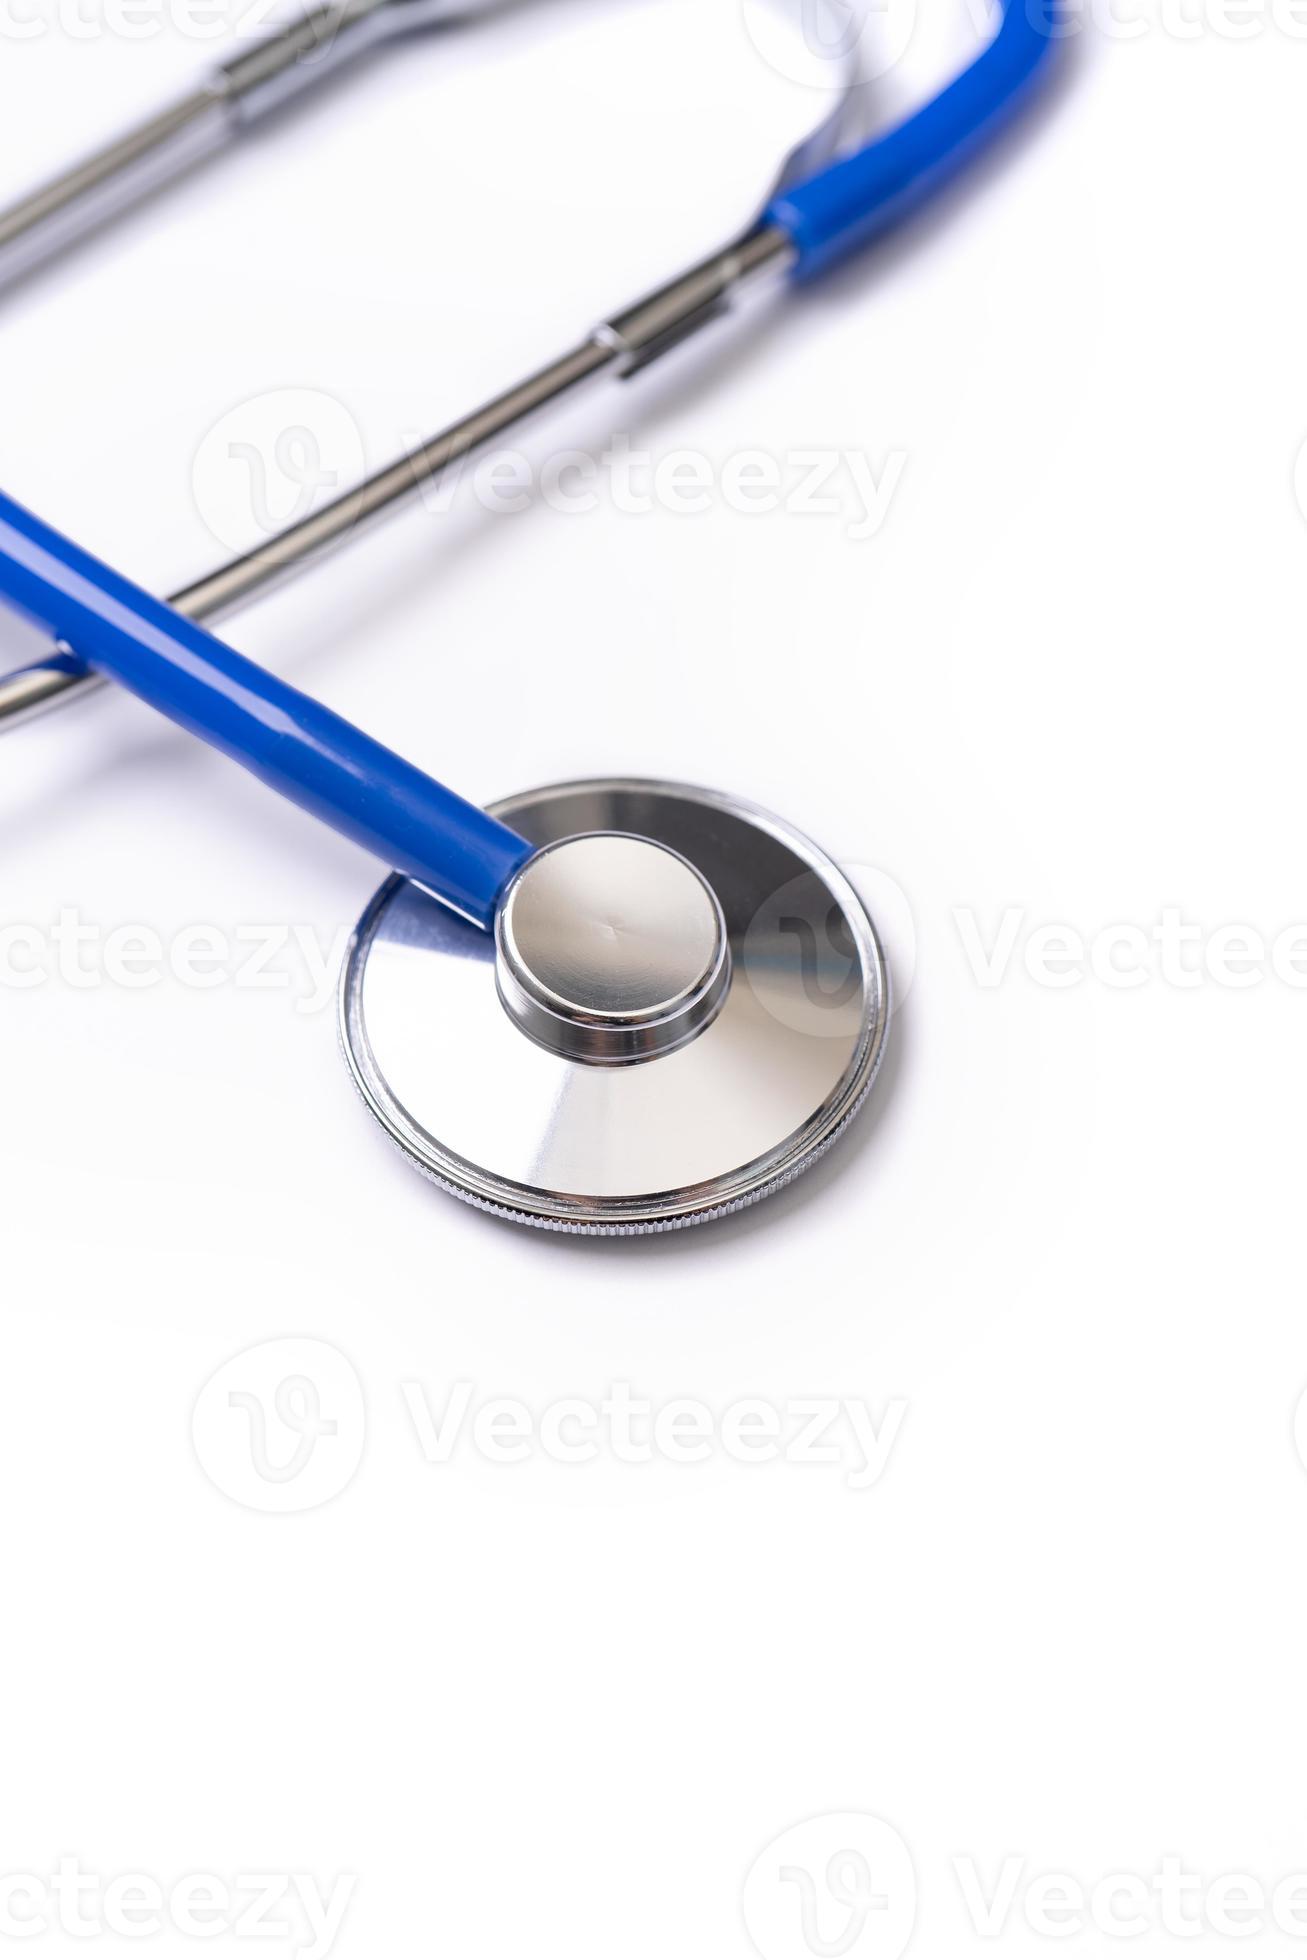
0;492;531;928
764;0;1061;278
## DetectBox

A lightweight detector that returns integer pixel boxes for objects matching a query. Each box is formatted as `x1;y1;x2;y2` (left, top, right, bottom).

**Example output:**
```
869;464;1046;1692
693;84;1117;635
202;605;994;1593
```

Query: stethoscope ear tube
0;493;531;928
0;0;477;294
0;0;1066;743
763;0;1062;278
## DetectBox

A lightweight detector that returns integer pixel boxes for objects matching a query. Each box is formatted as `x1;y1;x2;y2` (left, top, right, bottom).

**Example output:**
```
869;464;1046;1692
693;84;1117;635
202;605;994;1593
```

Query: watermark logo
745;864;915;1038
192;1339;365;1515
740;0;918;89
742;0;1307;79
192;389;366;556
743;1815;917;1960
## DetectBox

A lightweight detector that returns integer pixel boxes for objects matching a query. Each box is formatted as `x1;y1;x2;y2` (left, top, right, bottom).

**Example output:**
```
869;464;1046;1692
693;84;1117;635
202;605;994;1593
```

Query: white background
2;0;1307;1956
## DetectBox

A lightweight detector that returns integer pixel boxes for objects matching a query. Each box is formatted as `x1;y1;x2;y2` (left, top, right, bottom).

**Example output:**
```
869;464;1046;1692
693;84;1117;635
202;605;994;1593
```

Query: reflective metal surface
495;833;730;1064
0;85;231;294
0;0;854;302
0;0;482;295
340;780;890;1233
0;228;793;732
0;0;853;732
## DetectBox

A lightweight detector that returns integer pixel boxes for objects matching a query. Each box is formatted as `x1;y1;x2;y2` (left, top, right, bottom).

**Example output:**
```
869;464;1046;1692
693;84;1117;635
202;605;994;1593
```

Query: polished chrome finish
0;226;792;731
219;0;487;118
0;0;479;296
0;0;842;301
219;0;404;121
155;227;789;619
495;834;730;1065
0;338;617;727
598;225;793;375
0;652;108;730
0;86;232;293
0;0;833;730
340;779;890;1233
174;340;620;622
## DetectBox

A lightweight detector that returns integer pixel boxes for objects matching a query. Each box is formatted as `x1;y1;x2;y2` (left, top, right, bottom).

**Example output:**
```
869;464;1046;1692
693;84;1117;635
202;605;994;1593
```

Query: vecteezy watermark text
8;0;1307;52
954;1855;1307;1940
401;438;908;543
0;0;344;41
0;1863;354;1957
0;911;347;1014
189;391;907;554
192;1339;909;1513
954;906;1307;991
403;1381;907;1491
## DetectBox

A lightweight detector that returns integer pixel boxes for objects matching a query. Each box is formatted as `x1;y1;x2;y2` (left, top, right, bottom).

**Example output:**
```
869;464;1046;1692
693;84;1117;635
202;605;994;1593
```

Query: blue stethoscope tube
0;493;532;928
764;0;1060;277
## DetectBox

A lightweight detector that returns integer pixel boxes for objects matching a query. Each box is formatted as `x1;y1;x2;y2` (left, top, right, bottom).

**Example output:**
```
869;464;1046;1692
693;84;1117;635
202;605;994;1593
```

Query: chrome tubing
0;224;795;732
0;85;232;292
0;0;475;294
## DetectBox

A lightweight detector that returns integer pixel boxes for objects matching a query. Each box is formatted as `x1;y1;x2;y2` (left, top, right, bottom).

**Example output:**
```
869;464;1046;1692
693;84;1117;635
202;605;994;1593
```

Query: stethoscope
0;0;1060;1233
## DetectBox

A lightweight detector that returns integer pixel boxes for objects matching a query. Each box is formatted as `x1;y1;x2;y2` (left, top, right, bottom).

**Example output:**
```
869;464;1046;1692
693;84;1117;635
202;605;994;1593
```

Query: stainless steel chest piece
340;779;890;1233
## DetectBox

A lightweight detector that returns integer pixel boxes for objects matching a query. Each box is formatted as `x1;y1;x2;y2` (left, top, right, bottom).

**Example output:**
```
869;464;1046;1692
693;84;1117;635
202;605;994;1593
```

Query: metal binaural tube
176;339;623;623
0;84;234;293
179;225;792;618
0;0;471;297
0;224;794;733
0;0;1061;739
0;338;622;732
